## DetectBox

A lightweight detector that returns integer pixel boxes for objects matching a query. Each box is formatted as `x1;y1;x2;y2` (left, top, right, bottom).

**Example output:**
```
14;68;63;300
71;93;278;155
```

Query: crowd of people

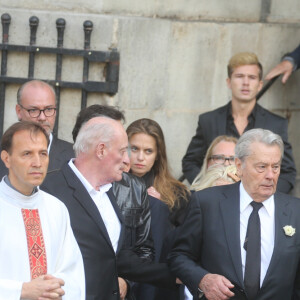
1;47;300;300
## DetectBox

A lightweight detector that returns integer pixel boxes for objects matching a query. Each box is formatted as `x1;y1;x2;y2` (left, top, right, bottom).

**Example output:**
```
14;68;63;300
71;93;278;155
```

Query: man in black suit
170;128;300;300
61;104;176;298
266;43;300;83
182;52;296;193
42;116;130;300
0;80;74;178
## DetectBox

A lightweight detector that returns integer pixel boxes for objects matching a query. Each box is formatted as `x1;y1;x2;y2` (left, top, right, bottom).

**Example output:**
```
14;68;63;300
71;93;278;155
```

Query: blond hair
192;135;237;187
227;52;263;80
191;164;239;191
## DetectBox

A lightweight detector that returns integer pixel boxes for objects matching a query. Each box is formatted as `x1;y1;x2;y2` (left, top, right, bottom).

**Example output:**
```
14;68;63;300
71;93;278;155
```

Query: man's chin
39;124;52;135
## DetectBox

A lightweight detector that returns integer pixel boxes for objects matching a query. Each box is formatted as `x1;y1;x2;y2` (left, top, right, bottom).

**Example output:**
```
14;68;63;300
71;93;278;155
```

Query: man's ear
96;143;105;159
226;77;232;89
1;150;10;169
16;104;22;121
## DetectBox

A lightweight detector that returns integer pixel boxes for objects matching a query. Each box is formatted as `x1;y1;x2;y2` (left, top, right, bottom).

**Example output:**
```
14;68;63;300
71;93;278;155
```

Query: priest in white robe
0;121;85;300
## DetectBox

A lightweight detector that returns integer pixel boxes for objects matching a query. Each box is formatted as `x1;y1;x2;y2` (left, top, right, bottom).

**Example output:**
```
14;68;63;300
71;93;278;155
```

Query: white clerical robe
0;179;85;300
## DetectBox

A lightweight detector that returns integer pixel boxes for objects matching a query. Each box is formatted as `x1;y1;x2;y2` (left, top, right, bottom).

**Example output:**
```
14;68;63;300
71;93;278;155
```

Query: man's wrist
282;56;297;71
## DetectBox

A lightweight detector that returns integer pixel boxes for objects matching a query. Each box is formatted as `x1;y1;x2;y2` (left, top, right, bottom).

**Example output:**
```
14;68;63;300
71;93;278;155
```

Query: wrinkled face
207;141;236;168
101;129;129;183
235;142;281;202
1;130;49;195
226;65;263;104
16;84;56;135
129;133;157;177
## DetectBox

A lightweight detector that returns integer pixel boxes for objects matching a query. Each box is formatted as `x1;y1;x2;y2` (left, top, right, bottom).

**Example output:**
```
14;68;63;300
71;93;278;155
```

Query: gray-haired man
169;128;300;300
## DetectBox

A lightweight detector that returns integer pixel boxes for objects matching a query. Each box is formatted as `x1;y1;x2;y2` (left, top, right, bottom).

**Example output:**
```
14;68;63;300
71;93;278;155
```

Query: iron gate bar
0;13;120;137
0;76;118;92
0;13;10;136
53;18;66;136
0;44;117;61
28;16;39;79
81;20;93;110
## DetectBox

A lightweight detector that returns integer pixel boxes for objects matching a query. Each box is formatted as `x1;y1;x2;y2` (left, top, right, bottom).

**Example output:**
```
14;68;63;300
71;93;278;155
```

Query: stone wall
1;0;300;191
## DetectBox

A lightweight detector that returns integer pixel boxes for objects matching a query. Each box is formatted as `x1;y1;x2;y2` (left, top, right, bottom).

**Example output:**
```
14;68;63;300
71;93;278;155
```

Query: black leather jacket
113;172;154;261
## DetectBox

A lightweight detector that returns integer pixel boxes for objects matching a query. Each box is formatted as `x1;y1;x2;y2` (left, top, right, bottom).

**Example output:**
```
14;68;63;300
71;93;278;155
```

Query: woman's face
207;141;236;168
129;133;157;177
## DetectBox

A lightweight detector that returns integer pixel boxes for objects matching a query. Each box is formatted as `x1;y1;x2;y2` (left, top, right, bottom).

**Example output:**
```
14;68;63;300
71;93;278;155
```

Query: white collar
239;182;274;216
68;159;112;195
48;133;53;153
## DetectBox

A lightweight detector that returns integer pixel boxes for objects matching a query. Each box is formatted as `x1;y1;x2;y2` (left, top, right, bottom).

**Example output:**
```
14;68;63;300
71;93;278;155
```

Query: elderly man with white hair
42;116;130;300
169;128;300;300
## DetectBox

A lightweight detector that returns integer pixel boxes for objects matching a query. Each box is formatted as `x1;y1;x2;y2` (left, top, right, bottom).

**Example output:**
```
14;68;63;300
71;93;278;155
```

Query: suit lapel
261;193;291;287
216;103;229;136
253;104;266;128
62;163;120;253
219;182;244;287
48;137;62;171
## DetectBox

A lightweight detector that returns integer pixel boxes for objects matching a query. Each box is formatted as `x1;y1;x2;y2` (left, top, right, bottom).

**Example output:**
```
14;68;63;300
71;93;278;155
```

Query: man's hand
265;60;293;84
199;274;234;300
118;277;128;300
21;274;65;300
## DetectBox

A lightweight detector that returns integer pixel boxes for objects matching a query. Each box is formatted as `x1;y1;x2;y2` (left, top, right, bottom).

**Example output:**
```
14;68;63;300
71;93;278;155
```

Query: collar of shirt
239;181;274;216
68;159;112;196
48;133;53;153
4;175;38;195
227;101;257;122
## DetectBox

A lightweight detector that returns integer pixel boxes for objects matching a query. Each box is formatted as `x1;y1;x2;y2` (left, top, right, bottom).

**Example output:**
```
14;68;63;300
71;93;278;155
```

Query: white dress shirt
69;159;121;252
48;132;53;153
239;182;275;286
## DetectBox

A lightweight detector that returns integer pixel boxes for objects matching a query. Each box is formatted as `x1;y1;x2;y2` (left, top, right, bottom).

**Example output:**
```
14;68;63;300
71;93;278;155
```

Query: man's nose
38;110;47;121
32;154;42;167
243;76;249;84
123;151;130;166
265;167;275;179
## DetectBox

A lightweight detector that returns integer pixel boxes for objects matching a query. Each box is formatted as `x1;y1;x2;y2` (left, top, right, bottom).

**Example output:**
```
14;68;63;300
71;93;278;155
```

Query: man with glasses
0;80;74;177
182;52;296;193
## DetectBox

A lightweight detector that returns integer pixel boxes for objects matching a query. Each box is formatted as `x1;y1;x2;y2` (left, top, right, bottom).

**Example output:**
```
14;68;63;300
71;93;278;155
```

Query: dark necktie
244;201;263;300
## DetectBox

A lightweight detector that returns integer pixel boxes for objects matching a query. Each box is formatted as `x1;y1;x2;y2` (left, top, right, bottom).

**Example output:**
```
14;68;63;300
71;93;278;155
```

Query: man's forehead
232;64;260;74
12;130;47;146
21;84;55;105
245;142;281;160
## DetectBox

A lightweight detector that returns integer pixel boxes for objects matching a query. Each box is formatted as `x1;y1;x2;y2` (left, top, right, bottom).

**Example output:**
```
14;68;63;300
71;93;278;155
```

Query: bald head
73;116;126;157
74;116;130;185
16;80;57;135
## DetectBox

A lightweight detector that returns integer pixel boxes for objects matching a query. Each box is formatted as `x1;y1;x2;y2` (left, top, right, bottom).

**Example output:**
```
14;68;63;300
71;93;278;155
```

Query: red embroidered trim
22;209;47;279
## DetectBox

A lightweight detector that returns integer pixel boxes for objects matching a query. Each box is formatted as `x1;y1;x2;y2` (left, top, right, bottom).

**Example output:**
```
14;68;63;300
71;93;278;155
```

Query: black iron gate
0;13;120;136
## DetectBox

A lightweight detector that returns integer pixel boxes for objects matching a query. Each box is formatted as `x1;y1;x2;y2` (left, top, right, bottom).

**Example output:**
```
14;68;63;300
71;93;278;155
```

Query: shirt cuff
282;56;297;71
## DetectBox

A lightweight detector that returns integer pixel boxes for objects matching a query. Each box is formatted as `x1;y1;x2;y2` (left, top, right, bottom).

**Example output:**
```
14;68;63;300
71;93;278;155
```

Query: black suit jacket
168;182;300;300
42;162;125;300
289;44;300;70
0;136;74;178
182;102;296;193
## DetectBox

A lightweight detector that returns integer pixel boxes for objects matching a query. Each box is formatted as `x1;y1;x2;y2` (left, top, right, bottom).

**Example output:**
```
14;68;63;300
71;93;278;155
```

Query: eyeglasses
19;104;56;118
209;155;235;165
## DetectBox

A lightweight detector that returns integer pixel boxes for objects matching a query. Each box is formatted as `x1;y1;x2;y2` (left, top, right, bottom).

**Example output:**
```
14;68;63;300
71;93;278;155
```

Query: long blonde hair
127;118;189;209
